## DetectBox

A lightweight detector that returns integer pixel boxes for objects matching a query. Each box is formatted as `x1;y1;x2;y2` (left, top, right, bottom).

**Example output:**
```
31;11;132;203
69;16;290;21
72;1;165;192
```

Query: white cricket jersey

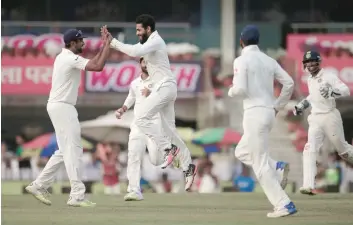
123;75;159;120
110;31;175;88
228;45;294;111
48;48;89;105
306;69;350;114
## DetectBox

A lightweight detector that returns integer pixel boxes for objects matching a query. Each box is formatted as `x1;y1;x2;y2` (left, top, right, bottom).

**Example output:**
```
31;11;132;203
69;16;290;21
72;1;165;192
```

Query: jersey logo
75;56;79;60
318;78;322;83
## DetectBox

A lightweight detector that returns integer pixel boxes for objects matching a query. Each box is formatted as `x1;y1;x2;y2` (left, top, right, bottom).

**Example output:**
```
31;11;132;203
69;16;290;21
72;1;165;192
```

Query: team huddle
24;14;352;218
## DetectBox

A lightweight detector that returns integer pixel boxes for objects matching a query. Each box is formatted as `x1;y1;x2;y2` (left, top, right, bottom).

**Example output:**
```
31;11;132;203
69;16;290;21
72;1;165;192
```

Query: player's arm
321;74;350;98
72;36;111;72
110;37;162;57
123;85;136;110
273;61;294;111
228;57;248;97
116;85;136;119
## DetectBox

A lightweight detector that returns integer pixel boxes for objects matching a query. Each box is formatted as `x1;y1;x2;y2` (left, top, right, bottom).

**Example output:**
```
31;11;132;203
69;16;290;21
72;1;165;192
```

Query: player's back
48;49;82;105
240;47;278;110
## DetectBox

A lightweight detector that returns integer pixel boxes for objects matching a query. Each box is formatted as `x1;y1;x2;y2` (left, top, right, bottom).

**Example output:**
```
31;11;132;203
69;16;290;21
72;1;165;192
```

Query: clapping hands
100;25;113;44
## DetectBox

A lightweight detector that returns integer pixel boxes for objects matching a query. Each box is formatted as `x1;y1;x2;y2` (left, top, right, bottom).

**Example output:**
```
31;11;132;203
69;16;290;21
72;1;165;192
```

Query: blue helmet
302;50;321;64
240;25;260;45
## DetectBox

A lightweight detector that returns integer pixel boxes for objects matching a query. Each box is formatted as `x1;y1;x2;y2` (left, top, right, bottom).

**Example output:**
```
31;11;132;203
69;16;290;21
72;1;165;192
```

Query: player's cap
302;50;321;63
240;25;260;43
63;29;86;44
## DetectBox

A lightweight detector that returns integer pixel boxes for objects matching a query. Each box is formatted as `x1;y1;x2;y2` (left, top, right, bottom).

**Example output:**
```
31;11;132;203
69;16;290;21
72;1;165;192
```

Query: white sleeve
273;61;294;110
69;55;89;70
123;83;136;109
328;73;350;98
110;36;163;57
228;57;248;97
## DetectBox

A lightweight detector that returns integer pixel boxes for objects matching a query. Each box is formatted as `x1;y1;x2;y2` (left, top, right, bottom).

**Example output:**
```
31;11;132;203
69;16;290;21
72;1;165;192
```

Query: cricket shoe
299;187;316;195
267;202;297;218
67;197;96;207
184;164;198;191
160;144;180;169
25;182;52;206
275;161;290;189
124;191;144;201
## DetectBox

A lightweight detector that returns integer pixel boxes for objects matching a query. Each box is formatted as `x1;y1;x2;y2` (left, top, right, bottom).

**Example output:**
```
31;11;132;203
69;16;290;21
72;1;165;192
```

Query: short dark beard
139;33;149;44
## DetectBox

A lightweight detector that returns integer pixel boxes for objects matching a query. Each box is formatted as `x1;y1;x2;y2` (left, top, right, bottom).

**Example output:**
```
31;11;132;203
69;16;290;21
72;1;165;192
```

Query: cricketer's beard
139;32;149;44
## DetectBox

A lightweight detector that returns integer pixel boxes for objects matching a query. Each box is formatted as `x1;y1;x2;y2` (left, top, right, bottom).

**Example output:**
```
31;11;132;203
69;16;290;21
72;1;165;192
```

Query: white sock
302;150;317;189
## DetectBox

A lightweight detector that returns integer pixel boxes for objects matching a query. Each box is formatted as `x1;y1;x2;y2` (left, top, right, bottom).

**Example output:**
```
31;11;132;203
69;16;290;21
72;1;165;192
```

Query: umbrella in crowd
175;127;205;157
22;133;93;158
192;127;242;145
192;127;242;154
80;110;134;143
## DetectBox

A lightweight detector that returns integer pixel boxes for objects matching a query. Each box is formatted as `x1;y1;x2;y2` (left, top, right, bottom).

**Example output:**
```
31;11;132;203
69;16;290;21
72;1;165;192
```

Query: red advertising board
1;57;85;95
287;34;353;95
85;61;201;93
1;56;201;95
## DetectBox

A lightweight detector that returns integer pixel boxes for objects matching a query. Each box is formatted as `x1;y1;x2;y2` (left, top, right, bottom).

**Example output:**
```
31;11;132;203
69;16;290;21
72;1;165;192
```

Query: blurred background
1;0;353;195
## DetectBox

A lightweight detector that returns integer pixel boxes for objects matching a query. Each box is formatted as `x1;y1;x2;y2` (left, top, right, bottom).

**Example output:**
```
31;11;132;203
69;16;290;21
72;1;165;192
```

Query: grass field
2;193;353;225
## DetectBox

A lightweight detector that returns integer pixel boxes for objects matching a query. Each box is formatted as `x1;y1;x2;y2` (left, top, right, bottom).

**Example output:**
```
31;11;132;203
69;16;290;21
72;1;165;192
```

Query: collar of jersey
139;74;151;82
147;31;158;41
241;45;260;55
310;69;324;78
61;48;75;55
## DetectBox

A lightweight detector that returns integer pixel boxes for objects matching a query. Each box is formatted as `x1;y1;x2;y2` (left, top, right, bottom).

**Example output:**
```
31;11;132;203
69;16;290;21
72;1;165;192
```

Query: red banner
1;57;201;95
287;34;353;95
85;61;201;93
1;57;85;95
2;34;104;50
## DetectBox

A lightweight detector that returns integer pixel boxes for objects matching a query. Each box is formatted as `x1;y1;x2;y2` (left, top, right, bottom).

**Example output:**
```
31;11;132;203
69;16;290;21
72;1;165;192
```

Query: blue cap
240;25;260;43
63;29;86;44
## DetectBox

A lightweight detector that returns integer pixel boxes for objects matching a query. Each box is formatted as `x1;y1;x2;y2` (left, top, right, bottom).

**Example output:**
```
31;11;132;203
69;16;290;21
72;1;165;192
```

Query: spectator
233;164;255;192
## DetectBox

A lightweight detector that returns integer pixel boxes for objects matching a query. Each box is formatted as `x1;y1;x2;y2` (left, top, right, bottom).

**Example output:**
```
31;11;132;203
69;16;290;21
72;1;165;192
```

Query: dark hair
136;14;155;32
139;57;144;63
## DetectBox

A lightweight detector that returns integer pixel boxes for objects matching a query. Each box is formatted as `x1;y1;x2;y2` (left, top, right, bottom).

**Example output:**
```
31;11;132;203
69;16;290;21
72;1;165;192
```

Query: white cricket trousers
303;109;353;189
134;81;192;171
235;107;291;208
34;102;85;200
127;122;163;193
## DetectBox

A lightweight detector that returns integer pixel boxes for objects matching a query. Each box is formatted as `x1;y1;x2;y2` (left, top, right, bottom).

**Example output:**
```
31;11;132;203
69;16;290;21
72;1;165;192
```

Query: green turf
2;193;353;225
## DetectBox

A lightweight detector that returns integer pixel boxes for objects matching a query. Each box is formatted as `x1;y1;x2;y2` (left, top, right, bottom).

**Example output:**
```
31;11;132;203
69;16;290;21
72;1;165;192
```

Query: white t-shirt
48;48;89;105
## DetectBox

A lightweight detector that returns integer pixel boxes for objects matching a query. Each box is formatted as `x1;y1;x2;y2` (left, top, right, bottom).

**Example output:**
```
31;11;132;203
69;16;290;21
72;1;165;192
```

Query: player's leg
235;108;296;218
56;104;94;207
159;106;196;191
300;117;324;195
125;129;145;201
324;109;353;164
135;82;177;153
25;103;67;205
268;157;290;189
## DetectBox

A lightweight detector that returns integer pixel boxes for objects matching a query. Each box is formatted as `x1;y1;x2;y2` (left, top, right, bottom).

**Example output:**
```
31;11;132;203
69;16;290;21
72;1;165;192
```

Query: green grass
2;193;353;225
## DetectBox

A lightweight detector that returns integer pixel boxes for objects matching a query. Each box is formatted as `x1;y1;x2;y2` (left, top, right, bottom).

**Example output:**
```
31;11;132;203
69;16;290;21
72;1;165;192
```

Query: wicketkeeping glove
293;99;310;116
319;83;341;99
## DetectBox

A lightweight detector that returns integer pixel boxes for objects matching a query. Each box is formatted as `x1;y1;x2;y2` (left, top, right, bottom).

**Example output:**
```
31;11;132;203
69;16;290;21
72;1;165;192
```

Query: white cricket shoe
124;191;144;201
275;161;290;189
67;197;96;207
267;202;297;218
184;164;197;191
25;182;52;206
299;187;316;195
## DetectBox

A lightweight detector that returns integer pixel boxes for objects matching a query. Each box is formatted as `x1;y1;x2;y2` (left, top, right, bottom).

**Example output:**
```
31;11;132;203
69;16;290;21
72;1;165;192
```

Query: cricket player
228;25;297;218
102;14;197;191
118;57;181;201
25;28;112;207
293;50;353;195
